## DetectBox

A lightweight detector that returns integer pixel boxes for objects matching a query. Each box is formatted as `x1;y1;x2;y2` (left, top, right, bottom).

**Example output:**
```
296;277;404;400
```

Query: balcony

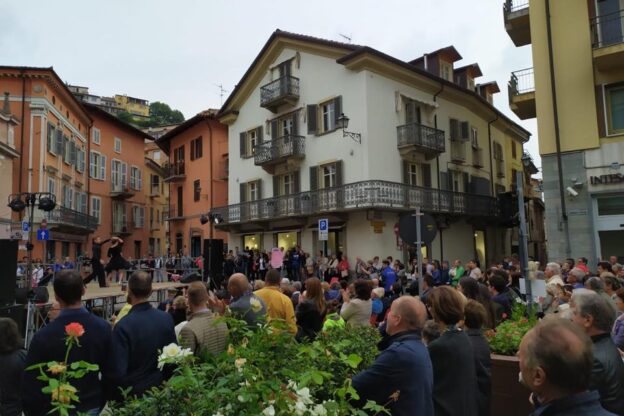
110;182;135;199
211;180;499;229
34;206;98;234
260;76;300;113
254;135;305;174
472;147;484;168
112;219;132;236
164;161;186;183
149;221;160;231
508;68;535;120
396;123;445;160
591;10;624;70
496;160;506;178
450;139;467;164
503;0;530;46
164;204;184;221
149;185;160;197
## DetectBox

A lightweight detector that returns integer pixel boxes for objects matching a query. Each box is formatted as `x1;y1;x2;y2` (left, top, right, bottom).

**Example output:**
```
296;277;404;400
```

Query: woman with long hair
296;277;326;342
458;277;498;329
0;318;26;416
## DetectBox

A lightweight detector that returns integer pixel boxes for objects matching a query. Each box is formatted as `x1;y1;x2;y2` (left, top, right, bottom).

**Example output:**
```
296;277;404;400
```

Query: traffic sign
36;229;49;241
398;213;437;245
318;219;329;241
22;221;29;233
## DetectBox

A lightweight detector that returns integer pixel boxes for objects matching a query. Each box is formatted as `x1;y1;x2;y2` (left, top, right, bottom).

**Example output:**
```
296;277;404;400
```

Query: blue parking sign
318;219;328;241
22;221;29;233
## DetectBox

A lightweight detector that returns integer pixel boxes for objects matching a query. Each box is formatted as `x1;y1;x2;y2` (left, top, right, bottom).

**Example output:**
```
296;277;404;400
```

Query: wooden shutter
56;130;63;154
47;123;55;153
463;172;470;193
307;105;317;134
190;139;195;160
309;166;318;191
256;126;263;143
449;119;458;140
240;183;247;203
402;160;409;184
293;171;300;193
440;172;448;190
273;176;279;197
100;155;106;180
271;119;278;139
292;111;299;135
422;164;432;187
333;96;342;126
257;180;262;199
240;132;246;157
335;160;343;186
460;121;470;140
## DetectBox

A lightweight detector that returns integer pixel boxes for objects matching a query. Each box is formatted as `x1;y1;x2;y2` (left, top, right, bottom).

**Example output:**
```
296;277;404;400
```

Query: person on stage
105;237;131;286
84;236;110;288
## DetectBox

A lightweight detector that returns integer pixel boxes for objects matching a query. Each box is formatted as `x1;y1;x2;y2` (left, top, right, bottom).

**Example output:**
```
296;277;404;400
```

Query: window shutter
440;172;448;191
273;176;279;197
190;140;195;161
90;152;96;178
240;183;247;203
335;160;343;186
257;180;262;199
271;119;278;139
460;121;470;140
240;132;246;157
71;142;77;165
47;123;55;153
100;155;106;180
256;126;263;143
56;130;63;154
122;163;128;187
309;166;318;191
293;171;300;193
422;164;432;187
402;160;409;184
333;96;342;125
138;169;142;190
292;112;299;135
450;119;459;140
463;172;470;192
307;105;317;134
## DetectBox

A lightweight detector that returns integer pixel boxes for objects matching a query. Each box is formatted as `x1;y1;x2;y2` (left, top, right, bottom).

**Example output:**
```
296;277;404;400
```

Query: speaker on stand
203;239;224;290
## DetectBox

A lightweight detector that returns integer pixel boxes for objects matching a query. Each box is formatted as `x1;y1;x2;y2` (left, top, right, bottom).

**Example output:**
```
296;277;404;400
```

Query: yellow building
505;0;624;264
0;92;20;236
144;141;169;255
114;94;150;117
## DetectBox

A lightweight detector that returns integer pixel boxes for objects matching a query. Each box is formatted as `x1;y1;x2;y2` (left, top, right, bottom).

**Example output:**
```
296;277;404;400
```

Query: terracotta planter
490;354;533;416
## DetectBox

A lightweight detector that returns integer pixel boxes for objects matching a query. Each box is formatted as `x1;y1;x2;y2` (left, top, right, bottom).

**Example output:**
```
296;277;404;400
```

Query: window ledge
315;127;340;137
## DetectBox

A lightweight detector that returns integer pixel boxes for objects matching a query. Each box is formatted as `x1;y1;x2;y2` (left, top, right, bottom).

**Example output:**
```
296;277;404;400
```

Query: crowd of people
2;248;624;415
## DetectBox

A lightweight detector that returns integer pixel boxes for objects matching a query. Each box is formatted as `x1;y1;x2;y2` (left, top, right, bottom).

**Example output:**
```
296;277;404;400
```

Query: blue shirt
381;266;397;292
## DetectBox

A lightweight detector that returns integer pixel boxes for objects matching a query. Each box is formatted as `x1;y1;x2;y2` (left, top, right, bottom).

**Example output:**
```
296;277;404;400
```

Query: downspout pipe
545;0;572;258
18;70;26;193
433;83;444;261
487;113;498;197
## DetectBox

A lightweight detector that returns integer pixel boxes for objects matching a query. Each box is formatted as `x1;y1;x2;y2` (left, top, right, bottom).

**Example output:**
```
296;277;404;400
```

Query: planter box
491;354;533;416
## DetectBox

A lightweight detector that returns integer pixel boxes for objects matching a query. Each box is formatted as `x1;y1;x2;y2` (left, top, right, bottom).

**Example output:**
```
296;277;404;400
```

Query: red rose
65;322;85;338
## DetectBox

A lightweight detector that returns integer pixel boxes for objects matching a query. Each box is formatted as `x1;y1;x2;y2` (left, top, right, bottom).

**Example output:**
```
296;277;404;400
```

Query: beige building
0;92;20;236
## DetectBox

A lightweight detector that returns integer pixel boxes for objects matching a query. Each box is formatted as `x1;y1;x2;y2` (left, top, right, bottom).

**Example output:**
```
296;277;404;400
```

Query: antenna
214;84;228;105
338;33;352;43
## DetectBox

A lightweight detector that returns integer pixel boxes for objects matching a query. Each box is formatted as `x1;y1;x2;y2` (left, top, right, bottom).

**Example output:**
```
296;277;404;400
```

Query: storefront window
597;196;624;216
276;232;297;250
244;234;261;250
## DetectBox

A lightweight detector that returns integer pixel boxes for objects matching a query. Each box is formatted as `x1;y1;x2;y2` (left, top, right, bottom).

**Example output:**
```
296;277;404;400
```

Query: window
407;163;418;186
467;76;475;91
114;137;122;153
405;100;421;124
48;177;56;195
75;192;87;213
111;160;128;190
130;166;142;190
190;137;203;160
133;206;145;228
240;127;261;158
512;141;517;159
92;128;101;145
63;136;71;164
307;96;341;135
606;83;624;135
449;119;470;141
91;197;101;224
61;185;73;209
150;174;160;195
248;181;259;201
194;179;201;201
153;150;161;161
76;148;85;172
47;123;56;155
440;61;453;81
321;163;336;188
89;151;106;180
471;127;478;149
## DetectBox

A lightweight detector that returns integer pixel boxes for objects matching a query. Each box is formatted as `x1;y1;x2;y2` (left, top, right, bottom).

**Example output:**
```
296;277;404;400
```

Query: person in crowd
427;286;478;416
381;259;397;292
422;320;441;346
570;289;624;414
338;255;350;280
585;277;617;315
157;288;179;311
489;274;512;320
209;273;267;327
611;288;624;350
47;300;61;322
340;279;373;327
22;270;115;415
371;287;385;320
179;282;228;356
568;268;586;290
420;274;434;306
450;259;465;287
295;277;325;342
105;237;131;286
352;297;434;415
322;299;345;331
290;247;301;282
254;269;297;335
327;254;339;281
430;261;441;286
610;256;619;267
112;271;177;399
355;256;369;279
316;250;328;280
603;274;621;302
291;281;303;307
168;295;188;326
0;318;26;416
463;300;492;416
576;257;590;275
519;318;616;415
458;277;497;329
467;259;482;281
597;261;613;277
440;261;450;285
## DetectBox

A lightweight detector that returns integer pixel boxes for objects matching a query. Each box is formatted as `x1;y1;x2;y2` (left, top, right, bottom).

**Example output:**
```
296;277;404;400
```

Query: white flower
162;343;182;358
212;412;224;416
250;297;263;313
235;358;247;372
237;394;245;402
293;400;307;415
311;404;327;416
295;386;313;405
262;405;275;416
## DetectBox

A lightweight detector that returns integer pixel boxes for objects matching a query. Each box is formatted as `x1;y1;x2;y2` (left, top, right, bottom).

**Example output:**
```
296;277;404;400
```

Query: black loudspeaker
0;240;18;307
203;239;224;287
180;272;202;284
15;287;49;304
0;304;26;338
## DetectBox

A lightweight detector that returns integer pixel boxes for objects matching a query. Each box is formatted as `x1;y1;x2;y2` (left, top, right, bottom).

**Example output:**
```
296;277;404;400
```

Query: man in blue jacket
352;296;433;415
22;270;115;416
112;271;176;399
380;260;397;292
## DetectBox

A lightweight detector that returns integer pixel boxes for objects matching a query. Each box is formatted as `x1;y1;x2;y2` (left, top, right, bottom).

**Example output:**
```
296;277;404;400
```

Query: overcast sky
1;0;539;170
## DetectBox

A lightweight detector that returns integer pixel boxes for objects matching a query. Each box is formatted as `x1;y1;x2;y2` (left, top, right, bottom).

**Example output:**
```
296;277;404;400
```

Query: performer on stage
84;236;110;288
105;237;131;286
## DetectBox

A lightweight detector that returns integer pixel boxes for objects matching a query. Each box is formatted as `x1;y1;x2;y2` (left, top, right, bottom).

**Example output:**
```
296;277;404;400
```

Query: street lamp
337;113;361;143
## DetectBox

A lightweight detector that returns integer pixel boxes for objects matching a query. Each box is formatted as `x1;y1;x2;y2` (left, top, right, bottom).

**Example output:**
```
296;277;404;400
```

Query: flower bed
110;319;384;415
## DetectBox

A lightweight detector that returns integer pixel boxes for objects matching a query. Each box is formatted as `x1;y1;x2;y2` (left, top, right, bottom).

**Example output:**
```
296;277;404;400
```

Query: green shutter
402;160;409;184
257;126;263;143
294;171;300;193
334;96;342;126
460;121;470;140
240;183;246;203
463;172;470;193
273;176;279;197
335;160;343;186
449;118;458;140
271;119;278;139
292;111;299;135
240;132;246;157
309;166;318;191
422;164;432;187
257;180;262;199
307;105;317;134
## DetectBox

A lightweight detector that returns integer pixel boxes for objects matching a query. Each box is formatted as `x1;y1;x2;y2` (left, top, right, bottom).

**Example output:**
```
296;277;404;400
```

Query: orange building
156;110;228;257
0;66;95;262
84;104;153;259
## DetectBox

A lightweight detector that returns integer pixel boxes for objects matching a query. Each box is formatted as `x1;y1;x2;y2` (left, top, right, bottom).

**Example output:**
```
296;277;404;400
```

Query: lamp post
337;113;362;143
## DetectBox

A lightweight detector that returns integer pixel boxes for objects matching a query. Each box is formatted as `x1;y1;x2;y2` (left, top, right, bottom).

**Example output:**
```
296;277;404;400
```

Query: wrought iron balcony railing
591;10;624;48
38;206;98;231
396;123;445;153
503;0;529;14
508;67;534;96
260;76;300;109
211;180;498;226
496;160;506;178
450;139;467;163
472;147;484;168
254;135;305;166
164;204;183;220
112;219;131;235
164;161;186;182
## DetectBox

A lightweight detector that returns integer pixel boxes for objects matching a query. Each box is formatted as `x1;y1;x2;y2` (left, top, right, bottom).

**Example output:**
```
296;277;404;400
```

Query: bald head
387;296;427;335
228;273;250;297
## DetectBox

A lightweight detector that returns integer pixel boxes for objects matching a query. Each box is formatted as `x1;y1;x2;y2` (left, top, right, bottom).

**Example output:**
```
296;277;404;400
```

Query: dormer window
440;61;453;81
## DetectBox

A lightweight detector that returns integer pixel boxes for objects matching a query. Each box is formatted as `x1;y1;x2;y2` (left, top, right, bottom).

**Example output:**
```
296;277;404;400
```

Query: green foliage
115;102;185;129
486;299;538;356
110;319;386;415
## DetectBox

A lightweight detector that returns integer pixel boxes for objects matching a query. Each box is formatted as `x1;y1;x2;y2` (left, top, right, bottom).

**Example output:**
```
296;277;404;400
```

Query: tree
149;102;185;125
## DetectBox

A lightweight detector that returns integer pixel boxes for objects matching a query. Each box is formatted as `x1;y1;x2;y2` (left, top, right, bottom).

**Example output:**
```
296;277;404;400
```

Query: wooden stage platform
45;281;187;305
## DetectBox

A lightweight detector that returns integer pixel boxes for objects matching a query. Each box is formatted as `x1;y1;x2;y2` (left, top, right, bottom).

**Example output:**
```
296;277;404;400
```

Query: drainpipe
87;124;92;241
546;0;572;258
433;83;444;260
205;117;215;281
18;70;26;193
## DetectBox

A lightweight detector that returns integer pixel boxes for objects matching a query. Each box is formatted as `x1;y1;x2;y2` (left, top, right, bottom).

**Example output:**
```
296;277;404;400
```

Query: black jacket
0;348;26;416
589;333;624;414
466;328;492;416
428;328;478;416
530;390;617;416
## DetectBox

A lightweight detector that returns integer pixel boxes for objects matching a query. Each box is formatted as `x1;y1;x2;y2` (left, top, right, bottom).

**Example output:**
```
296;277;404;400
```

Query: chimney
423;54;428;70
2;92;10;115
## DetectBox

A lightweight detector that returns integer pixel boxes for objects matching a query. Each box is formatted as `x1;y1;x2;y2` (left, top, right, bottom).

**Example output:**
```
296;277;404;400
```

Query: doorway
190;236;201;257
594;195;624;262
474;230;486;268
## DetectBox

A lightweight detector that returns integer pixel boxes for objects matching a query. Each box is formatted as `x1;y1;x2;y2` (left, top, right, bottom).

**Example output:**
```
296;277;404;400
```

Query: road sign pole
415;207;423;295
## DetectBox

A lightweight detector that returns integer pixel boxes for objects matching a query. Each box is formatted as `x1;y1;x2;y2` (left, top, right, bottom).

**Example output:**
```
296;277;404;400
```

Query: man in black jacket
84;236;110;287
111;271;176;399
22;270;115;415
571;289;624;414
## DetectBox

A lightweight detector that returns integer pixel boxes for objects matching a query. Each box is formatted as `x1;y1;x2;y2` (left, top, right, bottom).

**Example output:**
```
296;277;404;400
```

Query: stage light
200;214;209;225
38;196;56;212
8;196;25;213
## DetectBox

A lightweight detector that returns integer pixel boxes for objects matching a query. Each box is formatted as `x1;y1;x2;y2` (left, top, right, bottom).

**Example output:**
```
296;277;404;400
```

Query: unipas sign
590;173;624;185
